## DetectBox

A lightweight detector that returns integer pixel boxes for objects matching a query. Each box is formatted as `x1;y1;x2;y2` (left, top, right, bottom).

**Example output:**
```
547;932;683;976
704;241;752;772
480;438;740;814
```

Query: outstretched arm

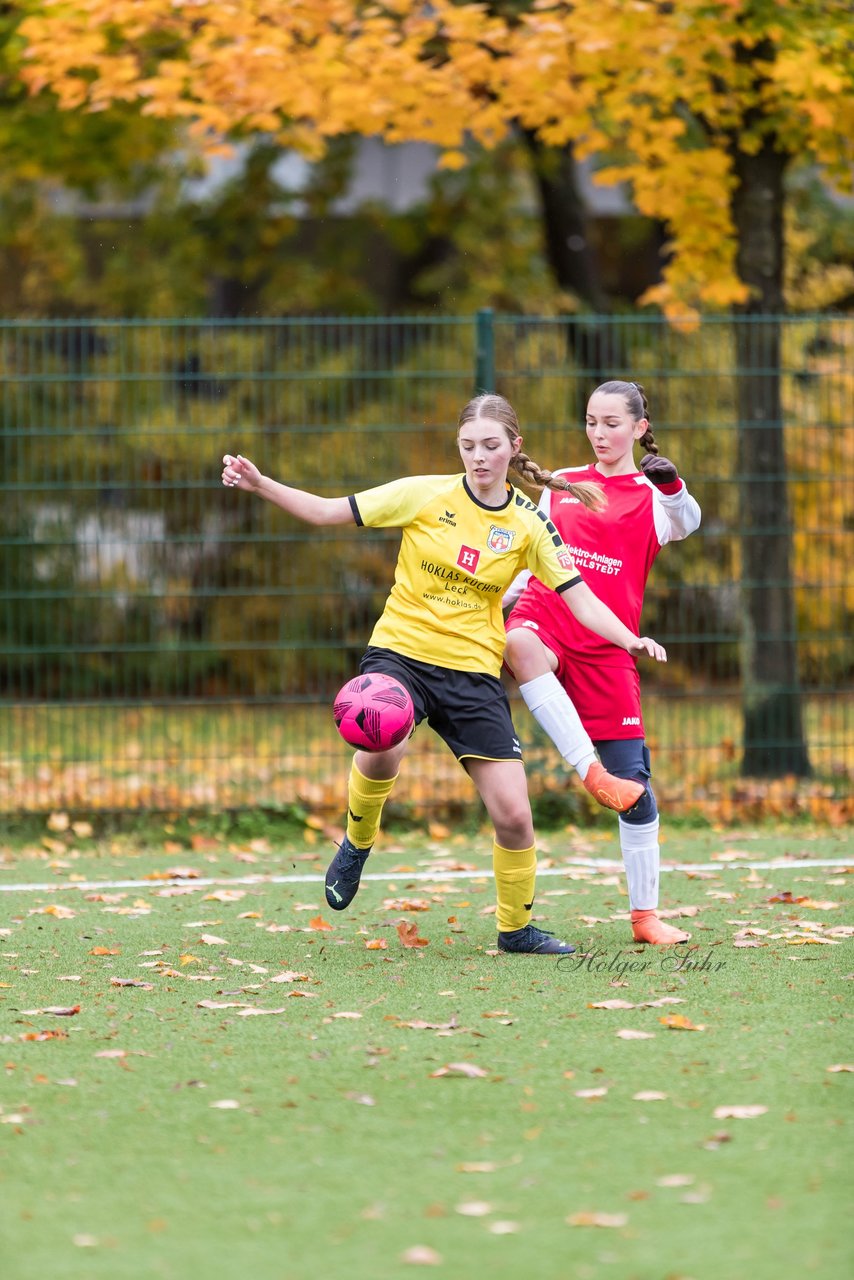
221;453;355;526
562;580;666;662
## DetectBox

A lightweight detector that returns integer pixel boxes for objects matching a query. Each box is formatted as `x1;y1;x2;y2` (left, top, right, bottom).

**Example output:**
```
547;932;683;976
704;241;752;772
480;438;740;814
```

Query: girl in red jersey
504;380;701;945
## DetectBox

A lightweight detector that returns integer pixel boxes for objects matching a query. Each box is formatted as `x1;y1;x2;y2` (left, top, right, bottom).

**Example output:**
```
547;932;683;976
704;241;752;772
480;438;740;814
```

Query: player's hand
640;454;679;487
222;453;261;491
628;636;667;663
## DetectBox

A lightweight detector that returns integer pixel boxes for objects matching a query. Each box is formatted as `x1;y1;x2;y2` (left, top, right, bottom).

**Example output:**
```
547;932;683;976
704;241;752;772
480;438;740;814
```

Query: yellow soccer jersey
349;474;581;676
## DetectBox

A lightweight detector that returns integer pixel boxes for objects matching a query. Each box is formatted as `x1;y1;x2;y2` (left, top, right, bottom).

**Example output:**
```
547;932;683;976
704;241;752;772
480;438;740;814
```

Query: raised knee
621;784;657;825
504;627;549;682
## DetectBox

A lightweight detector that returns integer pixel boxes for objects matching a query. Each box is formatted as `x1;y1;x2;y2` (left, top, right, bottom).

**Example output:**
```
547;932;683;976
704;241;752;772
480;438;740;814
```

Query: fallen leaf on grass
458;1157;524;1172
567;1212;627;1228
659;1014;705;1031
712;1105;768;1119
826;1064;854;1073
488;1221;520;1234
633;1091;668;1101
383;898;431;912
110;978;154;990
588;999;636;1010
331;1011;362;1019
430;1063;488;1079
20;1030;68;1041
703;1131;732;1149
365;939;388;950
42;1005;80;1016
268;971;310;983
656;1173;694;1187
401;1245;442;1265
94;1049;127;1058
199;933;228;945
31;905;76;919
235;1007;288;1017
455;1201;492;1217
209;1099;240;1109
197;1000;252;1010
617;1029;655;1040
574;1087;608;1099
397;921;429;948
389;1017;461;1032
308;915;333;932
89;946;120;956
344;1092;375;1106
767;891;805;904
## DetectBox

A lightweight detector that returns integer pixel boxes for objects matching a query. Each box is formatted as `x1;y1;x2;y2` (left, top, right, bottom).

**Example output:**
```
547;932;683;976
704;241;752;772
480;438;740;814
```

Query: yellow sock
493;842;537;932
346;761;398;849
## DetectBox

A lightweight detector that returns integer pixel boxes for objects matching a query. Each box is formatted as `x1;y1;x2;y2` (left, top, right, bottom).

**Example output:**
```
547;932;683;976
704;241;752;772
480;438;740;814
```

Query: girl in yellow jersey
222;394;666;955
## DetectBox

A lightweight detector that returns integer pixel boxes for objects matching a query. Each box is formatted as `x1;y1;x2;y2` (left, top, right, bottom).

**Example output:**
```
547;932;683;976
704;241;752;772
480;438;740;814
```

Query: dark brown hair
458;394;606;510
592;380;658;454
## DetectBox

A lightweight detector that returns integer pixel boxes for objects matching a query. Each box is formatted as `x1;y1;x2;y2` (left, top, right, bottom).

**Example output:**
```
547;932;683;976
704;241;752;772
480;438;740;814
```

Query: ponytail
510;453;606;511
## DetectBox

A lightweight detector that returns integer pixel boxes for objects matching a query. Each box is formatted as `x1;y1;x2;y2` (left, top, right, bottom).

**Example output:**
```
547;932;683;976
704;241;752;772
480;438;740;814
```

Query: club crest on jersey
487;524;516;553
556;548;575;570
456;544;481;572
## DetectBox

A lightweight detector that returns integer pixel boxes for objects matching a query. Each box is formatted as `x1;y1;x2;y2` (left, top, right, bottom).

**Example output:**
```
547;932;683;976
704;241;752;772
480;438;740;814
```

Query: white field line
0;857;850;894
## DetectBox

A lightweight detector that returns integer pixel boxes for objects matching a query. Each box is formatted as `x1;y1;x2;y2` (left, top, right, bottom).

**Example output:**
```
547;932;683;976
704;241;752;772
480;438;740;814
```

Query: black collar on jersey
462;476;513;511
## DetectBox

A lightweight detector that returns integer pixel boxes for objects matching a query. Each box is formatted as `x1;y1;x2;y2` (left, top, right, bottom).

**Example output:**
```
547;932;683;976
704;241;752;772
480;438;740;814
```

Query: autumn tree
18;0;854;775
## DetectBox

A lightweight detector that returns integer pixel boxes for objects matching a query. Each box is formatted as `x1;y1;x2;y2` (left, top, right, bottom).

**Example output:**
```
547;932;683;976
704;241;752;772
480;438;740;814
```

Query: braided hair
457;394;606;511
593;380;658;455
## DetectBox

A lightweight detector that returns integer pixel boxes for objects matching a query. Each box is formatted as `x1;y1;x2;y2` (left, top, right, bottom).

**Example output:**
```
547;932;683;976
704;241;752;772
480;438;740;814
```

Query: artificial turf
1;826;851;1280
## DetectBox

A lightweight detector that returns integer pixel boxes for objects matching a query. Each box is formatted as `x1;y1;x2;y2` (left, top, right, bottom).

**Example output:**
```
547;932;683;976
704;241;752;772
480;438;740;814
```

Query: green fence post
474;307;495;394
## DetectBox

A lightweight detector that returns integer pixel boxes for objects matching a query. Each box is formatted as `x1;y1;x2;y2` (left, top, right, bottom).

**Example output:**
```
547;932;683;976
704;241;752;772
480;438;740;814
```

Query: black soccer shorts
359;646;523;763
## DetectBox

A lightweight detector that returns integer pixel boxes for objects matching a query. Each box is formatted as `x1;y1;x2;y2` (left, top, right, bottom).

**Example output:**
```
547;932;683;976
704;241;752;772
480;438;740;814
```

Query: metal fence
2;313;851;818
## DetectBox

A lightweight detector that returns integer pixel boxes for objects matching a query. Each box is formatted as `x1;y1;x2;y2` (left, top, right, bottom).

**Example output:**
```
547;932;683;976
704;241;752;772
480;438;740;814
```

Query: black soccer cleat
497;924;577;955
325;836;372;911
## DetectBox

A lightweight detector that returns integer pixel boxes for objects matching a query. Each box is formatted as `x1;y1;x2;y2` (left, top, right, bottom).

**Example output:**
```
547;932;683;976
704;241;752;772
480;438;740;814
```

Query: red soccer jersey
505;464;701;668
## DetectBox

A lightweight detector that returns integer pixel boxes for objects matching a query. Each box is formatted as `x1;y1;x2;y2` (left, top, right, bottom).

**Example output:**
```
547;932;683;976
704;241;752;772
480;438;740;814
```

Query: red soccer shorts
505;615;644;741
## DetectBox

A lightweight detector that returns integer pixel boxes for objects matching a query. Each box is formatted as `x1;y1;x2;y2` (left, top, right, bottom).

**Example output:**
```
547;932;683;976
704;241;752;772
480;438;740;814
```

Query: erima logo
621;717;641;726
439;510;457;526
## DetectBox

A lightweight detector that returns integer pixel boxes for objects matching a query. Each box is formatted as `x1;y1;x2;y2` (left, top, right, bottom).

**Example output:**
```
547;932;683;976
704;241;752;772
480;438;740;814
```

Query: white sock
517;672;597;780
619;816;660;910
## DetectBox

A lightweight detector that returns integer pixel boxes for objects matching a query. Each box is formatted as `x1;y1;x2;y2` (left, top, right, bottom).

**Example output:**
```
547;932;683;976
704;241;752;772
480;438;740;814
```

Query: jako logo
621;716;641;726
439;511;456;526
559;496;581;504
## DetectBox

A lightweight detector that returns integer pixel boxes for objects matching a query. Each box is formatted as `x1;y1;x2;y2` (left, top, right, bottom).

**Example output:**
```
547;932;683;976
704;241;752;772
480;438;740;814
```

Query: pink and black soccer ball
333;672;415;752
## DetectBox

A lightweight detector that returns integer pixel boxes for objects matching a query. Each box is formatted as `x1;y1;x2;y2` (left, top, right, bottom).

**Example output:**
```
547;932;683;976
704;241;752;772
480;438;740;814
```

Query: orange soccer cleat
583;762;645;813
631;909;691;945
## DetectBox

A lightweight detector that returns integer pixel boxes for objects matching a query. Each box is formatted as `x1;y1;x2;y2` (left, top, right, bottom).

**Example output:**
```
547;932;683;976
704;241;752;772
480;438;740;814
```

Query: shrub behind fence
2;313;851;819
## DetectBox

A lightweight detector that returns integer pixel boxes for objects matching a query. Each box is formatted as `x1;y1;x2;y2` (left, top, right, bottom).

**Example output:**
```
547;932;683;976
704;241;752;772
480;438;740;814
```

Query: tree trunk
521;131;624;403
731;131;810;777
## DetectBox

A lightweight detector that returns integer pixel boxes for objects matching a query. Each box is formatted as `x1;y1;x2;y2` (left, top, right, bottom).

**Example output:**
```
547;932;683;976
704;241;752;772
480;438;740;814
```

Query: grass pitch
1;826;851;1280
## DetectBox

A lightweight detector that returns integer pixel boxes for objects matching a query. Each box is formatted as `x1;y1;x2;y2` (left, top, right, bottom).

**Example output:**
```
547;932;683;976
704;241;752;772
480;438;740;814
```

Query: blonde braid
510;451;606;512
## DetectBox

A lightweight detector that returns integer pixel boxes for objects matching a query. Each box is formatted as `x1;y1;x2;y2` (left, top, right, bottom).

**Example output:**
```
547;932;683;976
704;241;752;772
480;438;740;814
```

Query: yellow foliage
17;0;854;313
